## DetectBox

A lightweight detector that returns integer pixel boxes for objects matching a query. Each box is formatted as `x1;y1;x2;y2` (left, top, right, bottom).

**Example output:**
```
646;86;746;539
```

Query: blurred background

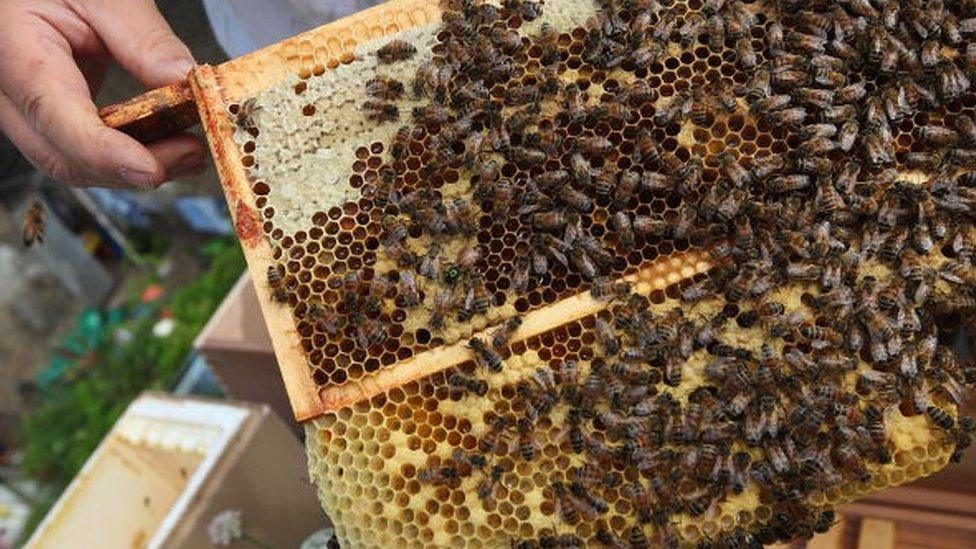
0;1;318;546
0;0;972;548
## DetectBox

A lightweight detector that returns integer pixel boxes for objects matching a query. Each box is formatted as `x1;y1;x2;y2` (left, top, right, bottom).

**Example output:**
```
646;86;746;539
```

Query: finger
145;133;209;181
81;0;195;88
0;10;165;188
77;56;109;97
0;90;129;188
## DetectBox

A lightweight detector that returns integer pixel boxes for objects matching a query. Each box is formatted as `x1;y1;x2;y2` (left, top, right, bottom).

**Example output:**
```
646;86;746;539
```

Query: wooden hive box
25;393;325;548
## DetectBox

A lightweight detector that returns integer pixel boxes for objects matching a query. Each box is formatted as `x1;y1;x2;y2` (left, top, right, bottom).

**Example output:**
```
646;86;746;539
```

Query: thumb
82;0;195;88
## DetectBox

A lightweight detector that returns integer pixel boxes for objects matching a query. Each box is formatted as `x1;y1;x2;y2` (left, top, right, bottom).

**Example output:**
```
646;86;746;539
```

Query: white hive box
26;392;326;549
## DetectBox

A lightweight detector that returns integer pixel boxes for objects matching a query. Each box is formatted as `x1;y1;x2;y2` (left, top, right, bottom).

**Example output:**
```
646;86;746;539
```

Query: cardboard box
193;274;295;428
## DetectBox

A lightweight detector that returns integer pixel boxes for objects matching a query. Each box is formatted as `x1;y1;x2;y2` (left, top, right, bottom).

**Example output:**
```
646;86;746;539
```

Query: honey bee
376;39;417;63
952;114;976;146
707;13;725;51
429;290;454;330
631;41;665;69
918;125;961;147
307;301;345;336
418;464;459;485
937;63;971;101
22;200;45;247
449;371;489;398
610;212;635;247
365;76;405;100
767;174;811;194
491;316;523;349
412;104;452;125
397;270;421;308
655;91;693;126
736;37;757;69
469;337;503;372
516;418;539;461
762;106;807;129
266;265;289;302
491;316;522;349
362;100;399;122
569;481;609;515
551;481;579;524
477;465;505;501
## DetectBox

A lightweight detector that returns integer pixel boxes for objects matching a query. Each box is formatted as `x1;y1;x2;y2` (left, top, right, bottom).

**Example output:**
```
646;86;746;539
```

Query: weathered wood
98;81;198;143
857;519;896;549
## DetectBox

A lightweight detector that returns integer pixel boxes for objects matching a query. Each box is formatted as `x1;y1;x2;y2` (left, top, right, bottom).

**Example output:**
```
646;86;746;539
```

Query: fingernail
167;57;196;82
118;166;159;189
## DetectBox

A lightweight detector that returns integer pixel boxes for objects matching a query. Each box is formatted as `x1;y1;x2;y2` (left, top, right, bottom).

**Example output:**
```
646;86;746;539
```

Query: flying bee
365;76;404;100
477;465;505;501
469;337;503;372
376;39;416;63
491;316;522;349
362;100;398;122
22;200;45;247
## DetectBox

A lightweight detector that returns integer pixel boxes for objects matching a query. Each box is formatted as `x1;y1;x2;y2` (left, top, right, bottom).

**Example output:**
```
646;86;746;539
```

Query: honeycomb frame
190;0;444;419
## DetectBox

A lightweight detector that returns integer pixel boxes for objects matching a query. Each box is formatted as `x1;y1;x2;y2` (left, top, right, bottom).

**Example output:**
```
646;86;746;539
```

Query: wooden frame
99;0;715;421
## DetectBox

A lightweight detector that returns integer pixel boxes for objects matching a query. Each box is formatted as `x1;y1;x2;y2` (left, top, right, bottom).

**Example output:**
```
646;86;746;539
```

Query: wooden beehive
100;0;976;546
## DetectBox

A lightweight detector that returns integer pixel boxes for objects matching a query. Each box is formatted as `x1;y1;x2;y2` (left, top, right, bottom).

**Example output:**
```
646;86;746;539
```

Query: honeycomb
200;0;976;545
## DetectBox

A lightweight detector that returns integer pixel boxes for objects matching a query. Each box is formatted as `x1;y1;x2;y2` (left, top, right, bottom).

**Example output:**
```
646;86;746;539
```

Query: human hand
0;0;208;188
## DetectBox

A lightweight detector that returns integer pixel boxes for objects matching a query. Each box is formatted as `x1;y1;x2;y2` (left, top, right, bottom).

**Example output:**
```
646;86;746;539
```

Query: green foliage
17;237;246;526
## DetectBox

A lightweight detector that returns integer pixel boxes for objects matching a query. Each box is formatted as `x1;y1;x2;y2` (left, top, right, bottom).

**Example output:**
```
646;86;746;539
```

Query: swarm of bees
246;0;976;545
